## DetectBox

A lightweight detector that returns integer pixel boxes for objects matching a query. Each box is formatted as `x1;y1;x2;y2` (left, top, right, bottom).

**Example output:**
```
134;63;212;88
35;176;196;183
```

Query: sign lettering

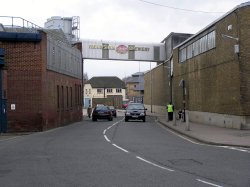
89;44;150;52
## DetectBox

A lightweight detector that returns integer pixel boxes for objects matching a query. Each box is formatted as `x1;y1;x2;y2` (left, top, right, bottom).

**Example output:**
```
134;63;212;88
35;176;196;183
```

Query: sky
1;0;248;79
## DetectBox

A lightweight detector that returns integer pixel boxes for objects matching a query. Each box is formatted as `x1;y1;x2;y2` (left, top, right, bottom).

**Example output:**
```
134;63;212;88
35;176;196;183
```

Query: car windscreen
96;106;109;110
127;104;145;110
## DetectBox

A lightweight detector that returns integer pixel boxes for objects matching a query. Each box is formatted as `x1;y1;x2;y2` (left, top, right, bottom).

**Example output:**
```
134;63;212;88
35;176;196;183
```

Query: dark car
125;103;147;122
92;105;113;121
109;106;117;118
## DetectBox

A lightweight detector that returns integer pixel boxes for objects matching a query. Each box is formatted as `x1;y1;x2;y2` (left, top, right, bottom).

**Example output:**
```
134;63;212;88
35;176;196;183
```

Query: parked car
109;106;117;118
122;100;129;109
92;105;113;121
125;103;147;122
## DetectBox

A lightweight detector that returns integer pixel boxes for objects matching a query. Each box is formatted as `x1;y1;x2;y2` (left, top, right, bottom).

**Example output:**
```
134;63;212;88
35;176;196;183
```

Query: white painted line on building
112;143;129;153
196;179;223;187
136;156;174;172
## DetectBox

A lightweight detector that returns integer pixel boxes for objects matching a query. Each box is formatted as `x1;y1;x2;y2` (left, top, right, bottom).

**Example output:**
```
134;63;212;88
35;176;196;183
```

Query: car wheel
114;114;117;118
108;116;113;121
143;117;146;122
92;117;97;121
125;117;128;122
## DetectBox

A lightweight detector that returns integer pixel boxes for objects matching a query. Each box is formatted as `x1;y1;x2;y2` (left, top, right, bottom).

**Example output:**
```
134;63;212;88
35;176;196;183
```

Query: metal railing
0;16;72;44
0;16;42;33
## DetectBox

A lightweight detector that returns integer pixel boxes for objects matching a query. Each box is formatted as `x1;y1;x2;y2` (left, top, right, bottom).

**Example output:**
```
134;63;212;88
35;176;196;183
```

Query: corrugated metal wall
47;37;82;79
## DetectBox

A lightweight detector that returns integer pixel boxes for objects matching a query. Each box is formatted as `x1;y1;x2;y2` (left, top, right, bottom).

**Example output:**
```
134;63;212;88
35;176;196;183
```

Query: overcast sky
1;0;248;79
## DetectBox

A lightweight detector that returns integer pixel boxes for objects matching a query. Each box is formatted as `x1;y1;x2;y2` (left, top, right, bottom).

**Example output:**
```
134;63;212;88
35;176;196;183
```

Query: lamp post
150;62;153;113
179;79;186;122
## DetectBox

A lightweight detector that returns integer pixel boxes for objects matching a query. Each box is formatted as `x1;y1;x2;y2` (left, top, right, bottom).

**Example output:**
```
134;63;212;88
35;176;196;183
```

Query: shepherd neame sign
82;39;165;62
89;44;150;53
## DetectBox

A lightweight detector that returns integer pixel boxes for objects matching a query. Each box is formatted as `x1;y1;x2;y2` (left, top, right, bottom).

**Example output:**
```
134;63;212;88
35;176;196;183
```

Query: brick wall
0;40;44;131
43;71;82;130
173;6;250;116
0;31;83;132
144;63;170;107
238;7;250;115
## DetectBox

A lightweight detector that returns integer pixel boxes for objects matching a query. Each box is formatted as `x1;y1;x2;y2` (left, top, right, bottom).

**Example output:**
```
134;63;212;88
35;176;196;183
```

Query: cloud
0;0;247;79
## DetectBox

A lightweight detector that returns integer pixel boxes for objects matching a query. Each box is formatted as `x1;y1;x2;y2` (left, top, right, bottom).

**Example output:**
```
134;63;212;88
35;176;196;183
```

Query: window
193;40;200;57
179;30;216;62
200;35;208;53
70;87;72;107
89;89;91;94
57;85;60;109
187;45;193;59
97;88;103;94
116;88;122;93
86;89;88;94
66;86;69;108
75;84;77;106
207;31;216;50
179;48;186;63
61;86;64;110
107;88;113;93
79;85;82;105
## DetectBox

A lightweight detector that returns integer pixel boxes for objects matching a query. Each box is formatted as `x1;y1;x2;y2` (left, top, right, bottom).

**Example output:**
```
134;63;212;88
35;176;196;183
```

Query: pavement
1;108;250;148
147;112;250;148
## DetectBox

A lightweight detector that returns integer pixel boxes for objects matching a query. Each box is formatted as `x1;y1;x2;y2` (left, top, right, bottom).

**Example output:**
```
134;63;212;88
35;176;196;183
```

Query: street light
179;79;186;122
221;34;239;41
221;34;240;54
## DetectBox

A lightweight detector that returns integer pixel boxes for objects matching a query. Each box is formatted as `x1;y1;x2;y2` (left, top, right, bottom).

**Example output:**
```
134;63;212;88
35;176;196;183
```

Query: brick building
124;72;145;103
0;18;83;132
173;2;250;129
144;33;192;113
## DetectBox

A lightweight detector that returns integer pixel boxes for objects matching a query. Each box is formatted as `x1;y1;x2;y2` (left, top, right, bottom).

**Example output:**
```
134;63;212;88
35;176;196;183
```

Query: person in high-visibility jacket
167;102;174;121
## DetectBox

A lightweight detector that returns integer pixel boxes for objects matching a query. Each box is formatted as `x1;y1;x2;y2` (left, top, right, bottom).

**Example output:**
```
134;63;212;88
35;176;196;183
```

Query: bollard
173;111;176;126
185;110;190;131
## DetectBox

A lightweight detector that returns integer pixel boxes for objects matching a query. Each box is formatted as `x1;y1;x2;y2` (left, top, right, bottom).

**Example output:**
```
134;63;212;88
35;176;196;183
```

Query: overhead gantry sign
82;39;166;62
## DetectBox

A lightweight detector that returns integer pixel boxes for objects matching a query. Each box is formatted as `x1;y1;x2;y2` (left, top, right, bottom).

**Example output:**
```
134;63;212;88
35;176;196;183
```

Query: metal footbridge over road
0;16;167;133
82;39;166;63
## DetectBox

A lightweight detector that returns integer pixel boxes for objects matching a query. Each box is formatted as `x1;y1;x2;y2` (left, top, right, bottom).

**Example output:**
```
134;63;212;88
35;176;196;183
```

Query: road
0;114;249;187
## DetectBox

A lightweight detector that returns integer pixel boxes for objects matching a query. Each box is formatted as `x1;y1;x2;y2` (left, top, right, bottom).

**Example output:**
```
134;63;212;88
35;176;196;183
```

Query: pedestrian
167;102;174;121
87;106;92;118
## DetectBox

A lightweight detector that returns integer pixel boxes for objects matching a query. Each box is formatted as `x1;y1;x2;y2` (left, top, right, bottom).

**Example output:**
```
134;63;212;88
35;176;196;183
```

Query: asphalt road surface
0;115;249;187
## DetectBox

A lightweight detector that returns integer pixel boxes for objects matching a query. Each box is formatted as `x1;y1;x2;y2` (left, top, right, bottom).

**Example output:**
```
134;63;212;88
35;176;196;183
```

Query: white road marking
104;135;110;142
196;179;223;187
136;156;174;172
103;118;175;172
220;146;250;153
112;143;129;153
157;121;250;154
